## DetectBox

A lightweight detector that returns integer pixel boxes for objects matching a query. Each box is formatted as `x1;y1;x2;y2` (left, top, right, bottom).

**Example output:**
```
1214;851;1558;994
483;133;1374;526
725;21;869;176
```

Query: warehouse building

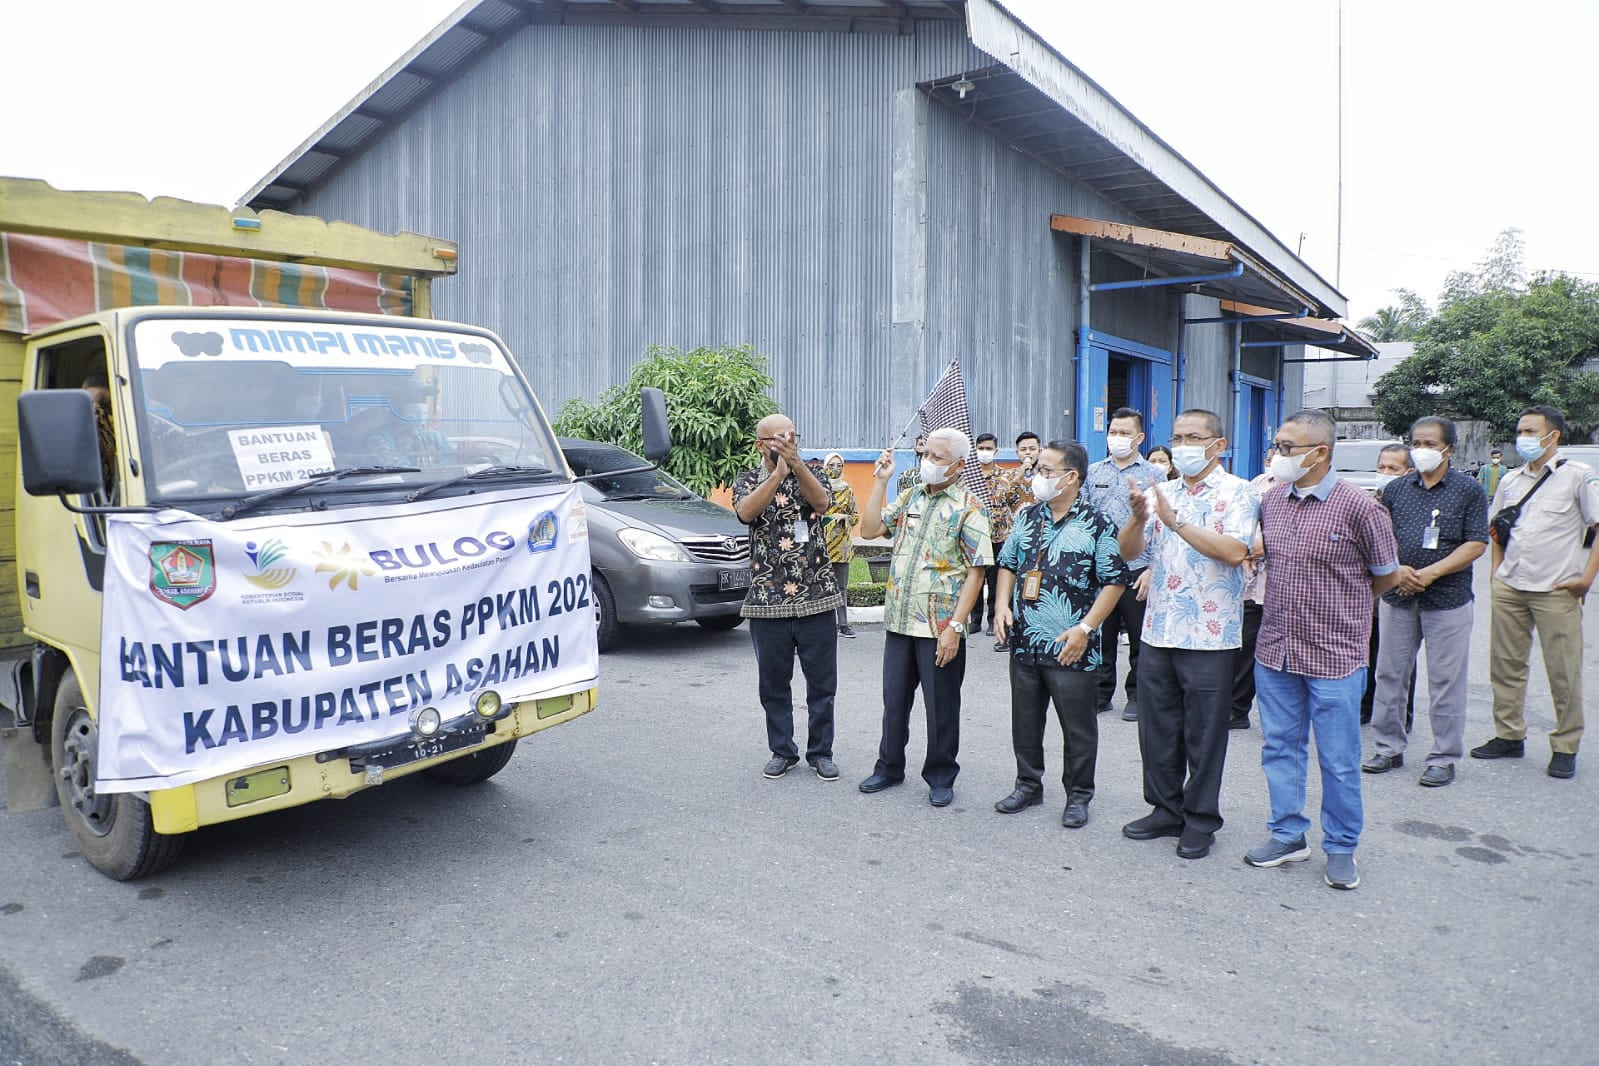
245;0;1373;477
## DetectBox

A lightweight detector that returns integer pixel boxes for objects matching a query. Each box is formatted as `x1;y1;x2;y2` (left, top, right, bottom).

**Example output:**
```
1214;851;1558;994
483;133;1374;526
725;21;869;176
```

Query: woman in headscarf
820;452;859;637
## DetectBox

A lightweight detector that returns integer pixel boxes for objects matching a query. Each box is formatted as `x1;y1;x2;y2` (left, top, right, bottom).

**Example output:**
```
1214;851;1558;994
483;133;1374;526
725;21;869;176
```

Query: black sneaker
762;755;800;779
1470;737;1525;760
811;756;840;781
1548;752;1576;779
838;625;857;639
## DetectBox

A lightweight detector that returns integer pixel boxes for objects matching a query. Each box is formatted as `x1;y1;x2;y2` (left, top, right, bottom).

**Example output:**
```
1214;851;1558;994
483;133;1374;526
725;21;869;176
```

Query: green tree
1373;271;1599;439
1440;227;1525;307
554;344;779;495
1357;288;1431;342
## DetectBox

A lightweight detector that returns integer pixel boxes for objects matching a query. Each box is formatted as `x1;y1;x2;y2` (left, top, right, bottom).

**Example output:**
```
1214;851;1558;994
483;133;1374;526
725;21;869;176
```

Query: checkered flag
918;360;993;508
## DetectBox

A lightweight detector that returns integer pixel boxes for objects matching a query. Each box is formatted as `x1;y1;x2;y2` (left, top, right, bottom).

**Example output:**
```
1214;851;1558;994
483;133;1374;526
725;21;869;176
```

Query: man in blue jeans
1250;410;1399;890
731;413;845;782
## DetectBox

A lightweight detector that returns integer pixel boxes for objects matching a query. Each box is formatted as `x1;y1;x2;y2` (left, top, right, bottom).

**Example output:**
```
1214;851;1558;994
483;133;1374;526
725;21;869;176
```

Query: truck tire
695;615;743;632
51;674;184;880
423;738;517;784
593;572;619;653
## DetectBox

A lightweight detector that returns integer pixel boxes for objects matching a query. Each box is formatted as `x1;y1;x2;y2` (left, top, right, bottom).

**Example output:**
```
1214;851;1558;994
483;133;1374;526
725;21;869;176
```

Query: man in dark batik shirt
993;440;1127;829
732;413;845;782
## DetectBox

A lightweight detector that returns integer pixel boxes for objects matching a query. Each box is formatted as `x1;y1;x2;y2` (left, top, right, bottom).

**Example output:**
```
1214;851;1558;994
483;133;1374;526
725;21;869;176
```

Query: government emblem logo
149;540;216;610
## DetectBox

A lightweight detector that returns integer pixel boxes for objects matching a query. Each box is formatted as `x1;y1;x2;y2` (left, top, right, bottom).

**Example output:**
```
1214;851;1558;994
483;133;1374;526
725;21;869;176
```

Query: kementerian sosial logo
149;540;216;610
313;540;377;590
244;538;297;589
527;510;559;553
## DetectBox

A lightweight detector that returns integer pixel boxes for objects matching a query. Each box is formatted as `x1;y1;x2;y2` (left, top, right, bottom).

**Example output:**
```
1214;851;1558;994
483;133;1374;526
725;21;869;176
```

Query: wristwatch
949;620;967;635
1170;517;1188;533
1077;622;1093;637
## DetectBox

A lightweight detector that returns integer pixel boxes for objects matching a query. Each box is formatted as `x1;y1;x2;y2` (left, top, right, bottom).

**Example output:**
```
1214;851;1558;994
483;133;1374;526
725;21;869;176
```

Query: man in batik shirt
732;415;845;782
858;427;991;808
992;440;1127;829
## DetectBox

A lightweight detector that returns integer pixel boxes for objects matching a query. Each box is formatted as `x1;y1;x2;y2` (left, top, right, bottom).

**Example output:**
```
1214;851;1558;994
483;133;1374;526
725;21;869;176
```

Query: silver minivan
561;438;750;651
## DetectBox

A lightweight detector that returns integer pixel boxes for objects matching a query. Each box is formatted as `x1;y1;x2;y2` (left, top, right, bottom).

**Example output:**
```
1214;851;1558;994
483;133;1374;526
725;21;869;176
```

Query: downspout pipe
1075;236;1091;433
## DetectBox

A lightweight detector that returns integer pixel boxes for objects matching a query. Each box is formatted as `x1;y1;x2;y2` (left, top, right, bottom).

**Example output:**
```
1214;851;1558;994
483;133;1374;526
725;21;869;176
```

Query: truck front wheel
423;738;517;784
51;675;184;880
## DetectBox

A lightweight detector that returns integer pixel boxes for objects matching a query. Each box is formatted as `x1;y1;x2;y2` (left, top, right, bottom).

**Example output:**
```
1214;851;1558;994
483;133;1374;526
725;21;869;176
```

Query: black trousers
1096;567;1147;708
749;612;837;762
1231;600;1264;720
1136;642;1233;836
1009;655;1099;800
874;631;965;788
970;542;1004;629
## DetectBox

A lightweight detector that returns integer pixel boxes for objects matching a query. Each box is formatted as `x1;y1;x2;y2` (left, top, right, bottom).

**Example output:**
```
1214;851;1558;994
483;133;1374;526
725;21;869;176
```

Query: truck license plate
360;725;486;772
718;569;752;591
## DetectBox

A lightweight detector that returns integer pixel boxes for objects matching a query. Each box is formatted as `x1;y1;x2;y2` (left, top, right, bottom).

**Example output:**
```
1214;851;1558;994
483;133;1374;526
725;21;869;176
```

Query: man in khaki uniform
1471;405;1599;780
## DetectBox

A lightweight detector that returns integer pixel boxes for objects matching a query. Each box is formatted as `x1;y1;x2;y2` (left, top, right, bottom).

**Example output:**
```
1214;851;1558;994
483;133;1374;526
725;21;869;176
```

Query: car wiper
406;464;556;502
221;466;421;519
604;491;686;501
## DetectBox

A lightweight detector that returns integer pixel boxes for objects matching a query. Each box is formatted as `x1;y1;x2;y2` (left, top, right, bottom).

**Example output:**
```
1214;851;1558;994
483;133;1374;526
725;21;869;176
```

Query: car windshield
1332;440;1396;473
127;315;562;502
563;443;694;500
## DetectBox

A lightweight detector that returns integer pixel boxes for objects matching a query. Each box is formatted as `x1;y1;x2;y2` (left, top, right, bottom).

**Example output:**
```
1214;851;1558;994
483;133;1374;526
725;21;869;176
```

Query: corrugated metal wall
293;16;1204;449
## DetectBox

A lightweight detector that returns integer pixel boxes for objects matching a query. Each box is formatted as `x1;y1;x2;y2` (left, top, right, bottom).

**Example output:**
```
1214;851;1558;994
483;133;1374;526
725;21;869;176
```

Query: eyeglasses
1170;434;1218;447
1271;440;1322;454
1035;465;1067;477
756;434;800;443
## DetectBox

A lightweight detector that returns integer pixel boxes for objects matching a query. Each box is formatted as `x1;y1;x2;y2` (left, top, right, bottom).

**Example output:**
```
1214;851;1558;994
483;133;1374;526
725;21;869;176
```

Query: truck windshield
127;316;562;502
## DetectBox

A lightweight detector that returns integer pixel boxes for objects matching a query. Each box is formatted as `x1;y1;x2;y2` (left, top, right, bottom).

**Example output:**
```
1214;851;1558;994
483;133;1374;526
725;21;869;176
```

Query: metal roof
242;0;965;211
242;0;1350;322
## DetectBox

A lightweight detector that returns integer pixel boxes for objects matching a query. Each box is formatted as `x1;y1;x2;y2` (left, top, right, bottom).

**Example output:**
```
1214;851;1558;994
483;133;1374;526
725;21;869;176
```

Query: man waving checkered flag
917;360;993;508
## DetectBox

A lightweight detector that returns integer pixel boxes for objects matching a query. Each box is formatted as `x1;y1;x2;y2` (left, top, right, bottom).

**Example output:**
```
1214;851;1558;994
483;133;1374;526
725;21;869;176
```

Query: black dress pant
970;542;1004;630
1231;600;1264;720
1096;567;1146;709
874;631;965;788
1009;654;1099;800
1136;642;1233;836
750;612;837;762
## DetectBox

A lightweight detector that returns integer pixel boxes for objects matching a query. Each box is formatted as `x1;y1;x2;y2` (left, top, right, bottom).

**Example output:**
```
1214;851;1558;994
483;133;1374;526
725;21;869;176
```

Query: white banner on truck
95;484;596;792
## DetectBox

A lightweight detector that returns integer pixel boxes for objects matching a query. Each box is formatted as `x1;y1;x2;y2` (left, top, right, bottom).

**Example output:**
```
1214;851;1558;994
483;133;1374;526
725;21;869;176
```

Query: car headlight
410;706;442;738
617;527;691;562
475;690;502;719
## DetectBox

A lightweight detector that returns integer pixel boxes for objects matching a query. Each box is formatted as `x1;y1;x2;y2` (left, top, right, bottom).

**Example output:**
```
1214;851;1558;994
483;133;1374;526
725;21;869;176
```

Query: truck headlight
411;706;442;737
617;527;691;562
474;690;502;719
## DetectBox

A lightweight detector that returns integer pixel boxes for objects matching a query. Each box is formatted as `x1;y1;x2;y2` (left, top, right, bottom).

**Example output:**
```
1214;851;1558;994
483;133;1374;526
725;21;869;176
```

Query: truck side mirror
18;391;105;497
640;387;671;463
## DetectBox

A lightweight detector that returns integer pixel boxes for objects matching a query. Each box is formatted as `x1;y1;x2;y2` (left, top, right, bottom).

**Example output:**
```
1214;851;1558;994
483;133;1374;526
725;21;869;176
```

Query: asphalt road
1;556;1594;1066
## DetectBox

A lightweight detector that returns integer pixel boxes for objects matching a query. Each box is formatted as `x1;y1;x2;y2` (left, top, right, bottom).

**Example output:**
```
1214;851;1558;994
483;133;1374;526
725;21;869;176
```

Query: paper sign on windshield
227;426;336;489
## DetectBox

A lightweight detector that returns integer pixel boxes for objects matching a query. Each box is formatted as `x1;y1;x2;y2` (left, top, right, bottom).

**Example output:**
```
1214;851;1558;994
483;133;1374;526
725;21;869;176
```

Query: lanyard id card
1021;569;1043;601
1421;508;1440;551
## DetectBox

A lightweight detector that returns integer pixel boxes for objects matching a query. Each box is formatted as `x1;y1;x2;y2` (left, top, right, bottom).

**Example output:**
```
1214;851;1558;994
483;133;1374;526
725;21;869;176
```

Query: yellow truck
0;178;603;879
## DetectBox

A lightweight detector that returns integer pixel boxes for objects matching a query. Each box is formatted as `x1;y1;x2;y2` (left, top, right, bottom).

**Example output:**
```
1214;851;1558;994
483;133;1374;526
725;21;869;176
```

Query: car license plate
718;568;752;591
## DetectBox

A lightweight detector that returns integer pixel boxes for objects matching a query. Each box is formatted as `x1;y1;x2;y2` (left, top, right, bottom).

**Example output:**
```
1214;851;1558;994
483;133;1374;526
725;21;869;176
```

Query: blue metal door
1076;329;1174;460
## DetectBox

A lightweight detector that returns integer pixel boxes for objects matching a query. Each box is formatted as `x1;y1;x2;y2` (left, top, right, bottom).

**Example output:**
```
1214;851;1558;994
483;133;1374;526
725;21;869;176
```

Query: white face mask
1106;435;1136;460
1515;434;1549;462
976;449;996;465
1410;447;1445;474
1171;444;1213;478
1030;472;1061;502
920;458;952;484
1269;447;1319;484
1373;473;1396;491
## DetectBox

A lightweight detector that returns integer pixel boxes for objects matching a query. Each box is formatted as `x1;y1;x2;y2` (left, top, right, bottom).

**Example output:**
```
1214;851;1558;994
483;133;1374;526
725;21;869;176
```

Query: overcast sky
4;0;1594;322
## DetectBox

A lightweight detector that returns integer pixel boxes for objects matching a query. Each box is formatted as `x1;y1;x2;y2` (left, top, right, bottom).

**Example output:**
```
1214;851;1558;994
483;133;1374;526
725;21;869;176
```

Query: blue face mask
1515;433;1548;462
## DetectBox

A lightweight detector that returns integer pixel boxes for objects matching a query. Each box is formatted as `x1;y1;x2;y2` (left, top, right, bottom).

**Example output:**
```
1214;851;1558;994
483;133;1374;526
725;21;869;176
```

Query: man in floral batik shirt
857;427;992;808
1116;409;1259;862
733;415;845;783
992;440;1127;829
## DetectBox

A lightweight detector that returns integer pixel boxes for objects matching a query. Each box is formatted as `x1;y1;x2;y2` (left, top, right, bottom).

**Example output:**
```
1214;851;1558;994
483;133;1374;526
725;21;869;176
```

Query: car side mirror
640;387;671;463
18;390;105;496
